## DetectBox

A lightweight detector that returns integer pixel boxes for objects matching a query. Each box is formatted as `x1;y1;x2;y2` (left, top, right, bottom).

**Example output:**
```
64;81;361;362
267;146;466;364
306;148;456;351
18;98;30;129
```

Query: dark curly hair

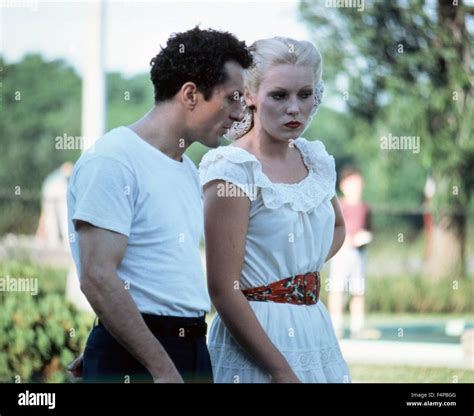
150;26;253;103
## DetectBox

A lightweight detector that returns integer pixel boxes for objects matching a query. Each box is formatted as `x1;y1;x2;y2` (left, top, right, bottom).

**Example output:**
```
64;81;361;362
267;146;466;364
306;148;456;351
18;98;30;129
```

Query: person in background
328;166;373;339
36;161;74;248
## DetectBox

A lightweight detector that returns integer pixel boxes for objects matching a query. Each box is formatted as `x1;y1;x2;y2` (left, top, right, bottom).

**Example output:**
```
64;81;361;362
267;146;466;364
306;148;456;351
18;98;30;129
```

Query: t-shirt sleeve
70;157;136;237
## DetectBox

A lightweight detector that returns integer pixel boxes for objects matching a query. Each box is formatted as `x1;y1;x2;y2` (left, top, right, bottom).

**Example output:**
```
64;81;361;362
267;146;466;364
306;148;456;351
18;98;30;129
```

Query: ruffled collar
199;138;336;213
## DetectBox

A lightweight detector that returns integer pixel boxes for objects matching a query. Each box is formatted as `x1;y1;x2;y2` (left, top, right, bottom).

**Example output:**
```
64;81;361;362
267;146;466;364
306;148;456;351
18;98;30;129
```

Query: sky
1;0;313;76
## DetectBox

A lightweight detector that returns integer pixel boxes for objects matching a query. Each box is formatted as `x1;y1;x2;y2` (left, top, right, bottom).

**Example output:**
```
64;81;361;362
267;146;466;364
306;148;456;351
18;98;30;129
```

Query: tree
0;55;154;235
300;0;473;278
0;55;82;234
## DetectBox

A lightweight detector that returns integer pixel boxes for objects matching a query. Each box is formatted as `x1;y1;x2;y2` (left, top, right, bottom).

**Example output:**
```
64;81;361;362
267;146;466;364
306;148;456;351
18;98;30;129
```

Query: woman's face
246;64;315;142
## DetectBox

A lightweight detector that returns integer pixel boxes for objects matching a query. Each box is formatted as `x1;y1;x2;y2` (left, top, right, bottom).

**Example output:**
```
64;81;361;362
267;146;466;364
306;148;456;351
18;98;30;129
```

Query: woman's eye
300;92;313;99
271;93;285;100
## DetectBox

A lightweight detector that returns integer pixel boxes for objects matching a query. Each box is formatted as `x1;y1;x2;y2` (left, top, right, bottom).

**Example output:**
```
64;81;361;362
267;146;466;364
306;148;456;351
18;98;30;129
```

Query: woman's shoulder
199;144;259;169
294;137;335;174
294;137;333;159
198;145;261;193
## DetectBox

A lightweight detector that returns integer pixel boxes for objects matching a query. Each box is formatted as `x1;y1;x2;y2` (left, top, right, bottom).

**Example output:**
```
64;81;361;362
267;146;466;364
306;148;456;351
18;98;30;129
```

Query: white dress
199;137;351;383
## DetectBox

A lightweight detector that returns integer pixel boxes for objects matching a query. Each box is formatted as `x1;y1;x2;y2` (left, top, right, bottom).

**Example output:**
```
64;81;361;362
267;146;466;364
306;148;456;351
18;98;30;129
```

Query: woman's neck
245;124;295;162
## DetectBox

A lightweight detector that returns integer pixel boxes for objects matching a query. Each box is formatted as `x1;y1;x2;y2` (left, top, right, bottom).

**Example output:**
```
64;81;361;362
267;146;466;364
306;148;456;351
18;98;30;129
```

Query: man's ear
244;87;256;109
181;82;199;109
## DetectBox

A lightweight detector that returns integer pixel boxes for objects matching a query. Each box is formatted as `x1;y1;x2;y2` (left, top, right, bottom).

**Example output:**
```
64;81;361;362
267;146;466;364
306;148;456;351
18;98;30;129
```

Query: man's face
190;61;245;148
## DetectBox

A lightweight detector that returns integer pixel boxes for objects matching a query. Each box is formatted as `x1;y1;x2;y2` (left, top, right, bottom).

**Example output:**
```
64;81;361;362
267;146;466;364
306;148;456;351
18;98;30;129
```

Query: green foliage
107;72;154;128
0;261;67;295
367;276;472;314
0;54;82;191
0;199;40;235
185;141;211;167
0;54;82;236
299;0;474;214
0;55;154;236
0;261;92;382
320;274;473;314
0;292;92;382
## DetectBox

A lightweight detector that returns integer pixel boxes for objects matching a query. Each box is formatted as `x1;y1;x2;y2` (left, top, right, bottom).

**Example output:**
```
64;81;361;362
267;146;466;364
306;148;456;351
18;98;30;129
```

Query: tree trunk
424;210;466;280
423;1;470;280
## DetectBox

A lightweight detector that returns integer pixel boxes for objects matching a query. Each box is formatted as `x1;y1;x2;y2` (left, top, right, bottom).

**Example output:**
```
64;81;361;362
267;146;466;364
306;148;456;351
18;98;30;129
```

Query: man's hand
67;352;185;383
67;354;83;382
77;222;184;385
153;368;184;383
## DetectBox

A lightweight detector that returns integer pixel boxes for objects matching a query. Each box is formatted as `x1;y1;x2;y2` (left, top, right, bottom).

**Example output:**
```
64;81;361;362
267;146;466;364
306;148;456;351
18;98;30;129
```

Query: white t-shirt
67;126;210;317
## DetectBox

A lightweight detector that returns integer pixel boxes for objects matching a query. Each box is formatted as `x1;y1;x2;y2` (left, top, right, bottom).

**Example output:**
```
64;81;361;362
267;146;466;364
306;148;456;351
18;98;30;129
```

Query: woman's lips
284;121;301;128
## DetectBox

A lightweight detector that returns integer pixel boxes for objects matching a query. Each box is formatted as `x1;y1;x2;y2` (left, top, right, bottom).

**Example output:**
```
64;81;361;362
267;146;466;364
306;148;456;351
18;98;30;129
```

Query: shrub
320;274;473;313
0;292;92;382
0;261;93;382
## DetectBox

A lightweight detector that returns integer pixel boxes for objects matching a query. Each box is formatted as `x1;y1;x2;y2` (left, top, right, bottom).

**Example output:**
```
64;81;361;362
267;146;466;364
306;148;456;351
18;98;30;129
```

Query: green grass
366;227;425;259
350;364;474;383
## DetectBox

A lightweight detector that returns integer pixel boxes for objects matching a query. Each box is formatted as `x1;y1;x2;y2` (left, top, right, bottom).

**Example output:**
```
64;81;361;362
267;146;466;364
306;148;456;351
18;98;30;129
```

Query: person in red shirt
328;166;373;338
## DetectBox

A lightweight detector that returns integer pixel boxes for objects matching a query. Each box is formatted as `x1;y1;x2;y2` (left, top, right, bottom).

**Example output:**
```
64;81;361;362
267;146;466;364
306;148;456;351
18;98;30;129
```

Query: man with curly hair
66;27;252;383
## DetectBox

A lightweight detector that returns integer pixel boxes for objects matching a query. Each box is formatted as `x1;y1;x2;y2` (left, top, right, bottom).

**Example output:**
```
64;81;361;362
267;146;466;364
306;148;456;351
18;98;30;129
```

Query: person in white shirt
199;37;351;383
36;161;74;248
67;27;252;383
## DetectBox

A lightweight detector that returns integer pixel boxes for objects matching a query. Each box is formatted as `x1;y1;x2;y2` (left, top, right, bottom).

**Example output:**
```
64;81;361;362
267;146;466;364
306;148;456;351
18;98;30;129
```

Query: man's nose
230;108;245;122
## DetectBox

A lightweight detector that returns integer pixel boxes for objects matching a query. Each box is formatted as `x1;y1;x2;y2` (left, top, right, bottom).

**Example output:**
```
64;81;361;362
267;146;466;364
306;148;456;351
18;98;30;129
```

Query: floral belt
241;272;321;305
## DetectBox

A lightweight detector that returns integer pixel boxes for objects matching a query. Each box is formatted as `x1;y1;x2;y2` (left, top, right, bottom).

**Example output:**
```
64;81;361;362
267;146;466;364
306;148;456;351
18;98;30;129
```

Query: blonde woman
199;37;351;383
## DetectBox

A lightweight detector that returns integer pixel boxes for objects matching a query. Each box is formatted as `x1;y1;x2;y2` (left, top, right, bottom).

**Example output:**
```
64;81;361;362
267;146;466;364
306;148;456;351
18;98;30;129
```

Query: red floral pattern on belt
241;272;321;305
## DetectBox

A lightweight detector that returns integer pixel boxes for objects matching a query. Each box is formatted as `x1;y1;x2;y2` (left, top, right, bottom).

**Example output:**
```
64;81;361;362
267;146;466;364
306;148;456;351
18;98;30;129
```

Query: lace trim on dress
209;342;347;372
199;138;336;213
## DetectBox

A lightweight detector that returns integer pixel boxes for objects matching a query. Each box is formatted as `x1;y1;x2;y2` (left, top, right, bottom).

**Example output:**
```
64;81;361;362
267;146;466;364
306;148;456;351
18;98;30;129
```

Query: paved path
339;339;472;369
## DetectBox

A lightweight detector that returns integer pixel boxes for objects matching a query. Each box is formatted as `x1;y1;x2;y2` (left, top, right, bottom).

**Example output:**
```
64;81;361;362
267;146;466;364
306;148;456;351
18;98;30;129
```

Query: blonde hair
244;37;323;95
224;37;324;141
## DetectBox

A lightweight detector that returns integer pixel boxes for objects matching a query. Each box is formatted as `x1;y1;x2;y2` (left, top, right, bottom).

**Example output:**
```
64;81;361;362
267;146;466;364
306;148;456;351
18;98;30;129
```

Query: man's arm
77;221;183;383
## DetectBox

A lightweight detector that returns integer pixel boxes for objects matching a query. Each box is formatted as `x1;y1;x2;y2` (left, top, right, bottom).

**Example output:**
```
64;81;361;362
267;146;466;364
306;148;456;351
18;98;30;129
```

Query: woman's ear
244;88;256;110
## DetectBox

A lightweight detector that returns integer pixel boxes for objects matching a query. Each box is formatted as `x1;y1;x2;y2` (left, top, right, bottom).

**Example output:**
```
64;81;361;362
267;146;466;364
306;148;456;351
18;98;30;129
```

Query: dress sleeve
199;148;257;201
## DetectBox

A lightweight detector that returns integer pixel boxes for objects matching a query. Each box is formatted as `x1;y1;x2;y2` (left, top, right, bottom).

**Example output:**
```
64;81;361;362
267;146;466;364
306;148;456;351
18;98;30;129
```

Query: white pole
81;0;106;150
69;0;107;313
